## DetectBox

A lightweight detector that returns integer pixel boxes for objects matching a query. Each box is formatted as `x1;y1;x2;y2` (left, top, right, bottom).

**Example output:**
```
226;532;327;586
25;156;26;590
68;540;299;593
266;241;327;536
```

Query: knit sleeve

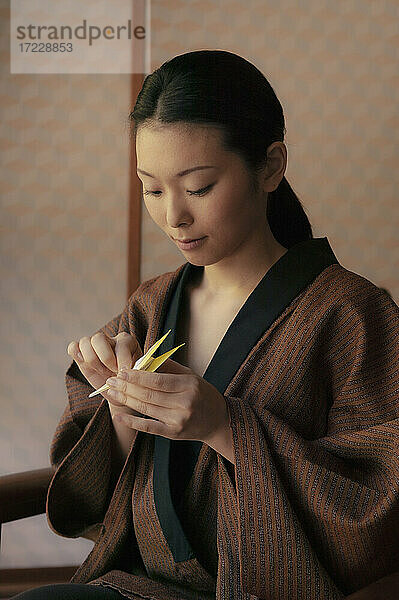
219;286;399;599
46;284;149;538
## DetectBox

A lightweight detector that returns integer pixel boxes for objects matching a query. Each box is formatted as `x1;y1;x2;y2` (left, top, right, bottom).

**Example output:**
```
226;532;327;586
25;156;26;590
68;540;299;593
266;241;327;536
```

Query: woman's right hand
67;331;143;416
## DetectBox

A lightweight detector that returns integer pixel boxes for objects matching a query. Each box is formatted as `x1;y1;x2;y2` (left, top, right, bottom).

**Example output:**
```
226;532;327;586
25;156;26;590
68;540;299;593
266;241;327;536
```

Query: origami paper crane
88;329;184;398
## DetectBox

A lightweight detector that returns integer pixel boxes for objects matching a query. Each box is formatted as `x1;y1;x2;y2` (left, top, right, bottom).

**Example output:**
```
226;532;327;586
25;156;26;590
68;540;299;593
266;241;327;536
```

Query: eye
188;184;214;196
143;184;214;197
142;190;161;196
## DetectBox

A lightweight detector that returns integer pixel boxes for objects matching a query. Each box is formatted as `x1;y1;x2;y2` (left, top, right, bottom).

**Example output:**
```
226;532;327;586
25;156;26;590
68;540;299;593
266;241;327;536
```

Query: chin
184;257;207;267
185;254;224;268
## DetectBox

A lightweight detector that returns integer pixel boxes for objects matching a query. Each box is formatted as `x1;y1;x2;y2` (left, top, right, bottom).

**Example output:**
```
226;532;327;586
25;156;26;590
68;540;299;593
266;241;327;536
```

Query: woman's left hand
105;358;229;444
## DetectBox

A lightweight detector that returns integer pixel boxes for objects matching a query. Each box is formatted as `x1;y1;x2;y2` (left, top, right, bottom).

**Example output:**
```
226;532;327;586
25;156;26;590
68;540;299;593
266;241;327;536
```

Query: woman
15;50;399;599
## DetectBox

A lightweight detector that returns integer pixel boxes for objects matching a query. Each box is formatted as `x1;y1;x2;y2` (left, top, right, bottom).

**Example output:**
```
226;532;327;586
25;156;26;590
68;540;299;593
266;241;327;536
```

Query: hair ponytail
268;177;313;248
130;50;313;249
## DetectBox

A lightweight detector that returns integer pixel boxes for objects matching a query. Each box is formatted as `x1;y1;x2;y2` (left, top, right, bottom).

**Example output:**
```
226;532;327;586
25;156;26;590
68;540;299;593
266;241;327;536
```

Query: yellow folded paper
88;329;184;398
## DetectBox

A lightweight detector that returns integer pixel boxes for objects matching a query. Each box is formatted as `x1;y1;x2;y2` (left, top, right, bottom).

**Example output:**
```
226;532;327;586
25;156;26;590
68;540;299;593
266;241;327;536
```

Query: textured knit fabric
46;237;399;600
11;583;124;599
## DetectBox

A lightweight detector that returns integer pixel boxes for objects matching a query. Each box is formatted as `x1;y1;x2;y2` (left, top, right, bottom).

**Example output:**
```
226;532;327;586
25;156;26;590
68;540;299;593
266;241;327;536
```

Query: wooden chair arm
0;467;55;523
0;467;100;542
0;468;98;596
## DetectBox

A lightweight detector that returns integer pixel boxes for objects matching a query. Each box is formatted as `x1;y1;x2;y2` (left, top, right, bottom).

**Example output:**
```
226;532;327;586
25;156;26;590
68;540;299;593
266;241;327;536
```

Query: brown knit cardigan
46;238;399;600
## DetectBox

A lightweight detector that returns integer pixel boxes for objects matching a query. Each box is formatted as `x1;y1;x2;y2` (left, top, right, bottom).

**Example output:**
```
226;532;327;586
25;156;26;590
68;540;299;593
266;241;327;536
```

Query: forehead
136;122;225;162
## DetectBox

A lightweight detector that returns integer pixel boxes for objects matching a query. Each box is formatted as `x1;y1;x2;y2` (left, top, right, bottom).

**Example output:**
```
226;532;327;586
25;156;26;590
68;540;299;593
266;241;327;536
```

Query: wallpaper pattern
1;0;397;569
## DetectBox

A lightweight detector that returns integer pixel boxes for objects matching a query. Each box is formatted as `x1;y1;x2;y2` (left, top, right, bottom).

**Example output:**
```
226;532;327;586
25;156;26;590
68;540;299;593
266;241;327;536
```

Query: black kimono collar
161;236;339;393
153;236;339;564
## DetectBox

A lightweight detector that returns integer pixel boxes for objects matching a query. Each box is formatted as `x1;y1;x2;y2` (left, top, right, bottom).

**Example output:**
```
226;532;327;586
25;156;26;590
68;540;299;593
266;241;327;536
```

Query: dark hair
129;50;313;249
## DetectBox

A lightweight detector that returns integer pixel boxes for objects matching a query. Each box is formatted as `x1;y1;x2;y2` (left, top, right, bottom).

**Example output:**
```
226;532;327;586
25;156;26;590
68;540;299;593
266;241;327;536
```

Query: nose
165;192;193;229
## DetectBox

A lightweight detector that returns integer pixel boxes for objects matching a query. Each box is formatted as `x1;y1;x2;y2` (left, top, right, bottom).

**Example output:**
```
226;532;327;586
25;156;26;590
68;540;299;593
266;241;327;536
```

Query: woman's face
135;122;270;267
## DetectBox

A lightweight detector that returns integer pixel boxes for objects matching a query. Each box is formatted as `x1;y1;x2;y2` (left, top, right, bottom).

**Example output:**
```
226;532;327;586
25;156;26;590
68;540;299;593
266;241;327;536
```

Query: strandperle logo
11;0;151;74
15;19;146;46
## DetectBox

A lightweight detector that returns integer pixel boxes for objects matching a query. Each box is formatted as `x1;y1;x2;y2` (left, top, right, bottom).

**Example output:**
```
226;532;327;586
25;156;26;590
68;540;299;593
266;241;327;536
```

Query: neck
197;235;288;300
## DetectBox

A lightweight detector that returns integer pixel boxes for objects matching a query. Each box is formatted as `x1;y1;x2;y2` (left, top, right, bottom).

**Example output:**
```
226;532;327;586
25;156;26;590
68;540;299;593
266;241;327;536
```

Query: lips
174;236;207;250
174;237;203;242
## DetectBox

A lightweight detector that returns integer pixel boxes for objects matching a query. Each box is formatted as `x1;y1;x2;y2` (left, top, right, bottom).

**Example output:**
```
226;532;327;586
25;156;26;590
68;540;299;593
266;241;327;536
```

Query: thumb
110;332;142;373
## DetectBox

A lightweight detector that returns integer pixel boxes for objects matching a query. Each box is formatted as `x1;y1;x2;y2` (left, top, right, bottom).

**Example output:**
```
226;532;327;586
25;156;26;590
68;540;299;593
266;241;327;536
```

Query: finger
114;413;175;438
109;367;189;394
67;341;83;362
90;332;118;373
112;332;141;372
77;335;113;374
104;388;126;408
106;387;175;423
106;375;187;410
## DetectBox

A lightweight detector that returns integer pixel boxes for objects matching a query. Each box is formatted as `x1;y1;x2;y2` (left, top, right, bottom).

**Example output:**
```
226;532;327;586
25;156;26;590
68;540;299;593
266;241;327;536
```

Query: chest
171;276;331;440
176;287;246;378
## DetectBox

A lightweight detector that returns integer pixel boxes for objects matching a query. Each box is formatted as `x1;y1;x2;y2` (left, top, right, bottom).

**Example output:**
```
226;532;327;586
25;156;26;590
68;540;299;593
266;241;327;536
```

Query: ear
261;142;287;193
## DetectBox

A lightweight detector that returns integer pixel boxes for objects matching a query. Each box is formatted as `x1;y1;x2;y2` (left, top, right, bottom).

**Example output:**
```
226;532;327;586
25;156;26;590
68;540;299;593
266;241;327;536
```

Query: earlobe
262;142;287;193
260;168;284;195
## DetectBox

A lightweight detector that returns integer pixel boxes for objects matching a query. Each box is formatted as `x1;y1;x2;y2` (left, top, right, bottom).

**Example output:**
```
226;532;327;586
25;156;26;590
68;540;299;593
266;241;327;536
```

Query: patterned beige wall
0;0;131;567
141;0;399;300
1;0;397;569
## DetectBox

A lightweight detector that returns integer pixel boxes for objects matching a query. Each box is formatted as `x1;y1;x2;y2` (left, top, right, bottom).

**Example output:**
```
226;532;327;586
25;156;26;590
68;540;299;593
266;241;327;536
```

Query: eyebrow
136;165;216;178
